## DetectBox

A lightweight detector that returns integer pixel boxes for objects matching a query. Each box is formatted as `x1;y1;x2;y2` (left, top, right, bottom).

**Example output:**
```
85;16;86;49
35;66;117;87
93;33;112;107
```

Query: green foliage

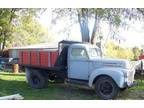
0;8;52;50
7;16;50;47
132;47;141;60
0;72;98;99
52;8;125;44
106;41;134;60
1;72;144;99
52;8;144;46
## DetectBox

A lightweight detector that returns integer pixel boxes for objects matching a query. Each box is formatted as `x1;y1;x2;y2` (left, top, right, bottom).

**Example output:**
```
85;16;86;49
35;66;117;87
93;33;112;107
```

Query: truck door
68;48;89;80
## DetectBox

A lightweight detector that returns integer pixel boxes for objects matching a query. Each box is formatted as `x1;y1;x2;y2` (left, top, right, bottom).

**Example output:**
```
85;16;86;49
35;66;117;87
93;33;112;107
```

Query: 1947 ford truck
19;40;136;99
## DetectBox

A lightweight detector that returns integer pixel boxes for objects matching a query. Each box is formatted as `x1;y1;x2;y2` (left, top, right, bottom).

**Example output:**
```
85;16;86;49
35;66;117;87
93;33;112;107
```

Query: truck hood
90;58;131;69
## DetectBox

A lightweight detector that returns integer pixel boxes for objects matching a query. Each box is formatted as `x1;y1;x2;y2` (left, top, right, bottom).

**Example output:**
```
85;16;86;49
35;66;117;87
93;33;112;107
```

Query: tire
26;68;48;89
95;76;119;100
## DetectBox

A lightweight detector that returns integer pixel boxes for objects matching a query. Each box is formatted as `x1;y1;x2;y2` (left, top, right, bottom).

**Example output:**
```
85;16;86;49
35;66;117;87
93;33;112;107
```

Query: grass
1;72;144;100
0;72;98;100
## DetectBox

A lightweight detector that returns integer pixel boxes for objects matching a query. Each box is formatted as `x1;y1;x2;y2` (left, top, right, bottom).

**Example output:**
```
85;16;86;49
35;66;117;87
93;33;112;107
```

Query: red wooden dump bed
19;49;58;68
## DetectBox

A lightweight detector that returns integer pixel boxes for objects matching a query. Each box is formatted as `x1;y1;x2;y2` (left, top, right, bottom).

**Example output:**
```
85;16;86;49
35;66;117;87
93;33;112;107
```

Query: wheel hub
100;81;113;95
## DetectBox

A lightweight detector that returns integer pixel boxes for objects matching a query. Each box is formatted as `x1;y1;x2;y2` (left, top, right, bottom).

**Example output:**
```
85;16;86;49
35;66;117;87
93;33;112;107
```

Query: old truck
19;40;136;99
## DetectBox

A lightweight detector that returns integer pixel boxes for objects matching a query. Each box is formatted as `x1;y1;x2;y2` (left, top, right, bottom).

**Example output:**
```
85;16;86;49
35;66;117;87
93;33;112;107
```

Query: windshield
89;48;101;57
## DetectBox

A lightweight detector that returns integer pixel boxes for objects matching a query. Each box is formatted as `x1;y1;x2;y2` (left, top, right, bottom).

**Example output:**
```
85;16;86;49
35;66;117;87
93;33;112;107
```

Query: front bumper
122;69;136;88
123;81;137;89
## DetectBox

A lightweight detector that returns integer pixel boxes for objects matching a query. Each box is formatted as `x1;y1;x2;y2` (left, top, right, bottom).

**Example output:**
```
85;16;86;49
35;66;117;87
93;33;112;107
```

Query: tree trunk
91;12;100;45
77;8;90;42
1;9;16;52
2;32;6;52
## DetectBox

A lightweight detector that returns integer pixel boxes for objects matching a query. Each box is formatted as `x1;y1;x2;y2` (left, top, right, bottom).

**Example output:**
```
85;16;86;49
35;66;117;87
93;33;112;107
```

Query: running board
66;79;88;86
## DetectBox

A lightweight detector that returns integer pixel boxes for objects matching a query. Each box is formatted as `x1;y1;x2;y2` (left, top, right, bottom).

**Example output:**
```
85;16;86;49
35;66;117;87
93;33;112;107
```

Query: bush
105;41;134;60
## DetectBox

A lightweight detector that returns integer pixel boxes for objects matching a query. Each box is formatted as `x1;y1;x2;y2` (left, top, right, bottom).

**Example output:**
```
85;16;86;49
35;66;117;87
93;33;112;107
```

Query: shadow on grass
0;78;98;100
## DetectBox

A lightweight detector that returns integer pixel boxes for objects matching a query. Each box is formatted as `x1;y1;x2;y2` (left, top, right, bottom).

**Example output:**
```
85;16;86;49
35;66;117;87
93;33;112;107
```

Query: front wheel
95;76;119;100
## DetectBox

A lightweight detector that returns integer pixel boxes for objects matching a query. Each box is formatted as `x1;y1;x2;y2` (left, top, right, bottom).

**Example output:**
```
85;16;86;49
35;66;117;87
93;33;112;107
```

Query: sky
117;21;144;47
38;9;144;48
38;9;82;42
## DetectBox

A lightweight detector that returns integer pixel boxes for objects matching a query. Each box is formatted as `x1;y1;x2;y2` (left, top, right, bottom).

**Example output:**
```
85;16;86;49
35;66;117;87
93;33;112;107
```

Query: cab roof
69;43;99;49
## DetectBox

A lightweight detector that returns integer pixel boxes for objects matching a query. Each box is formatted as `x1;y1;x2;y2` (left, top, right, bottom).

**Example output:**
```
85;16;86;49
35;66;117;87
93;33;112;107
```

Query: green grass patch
0;72;98;100
1;72;144;100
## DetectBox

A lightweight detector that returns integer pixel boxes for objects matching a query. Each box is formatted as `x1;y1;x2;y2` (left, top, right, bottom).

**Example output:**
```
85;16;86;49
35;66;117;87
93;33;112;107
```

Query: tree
52;8;123;45
106;41;134;60
0;8;49;51
9;12;49;47
52;8;144;46
8;19;49;47
77;9;90;42
0;8;18;51
132;47;141;60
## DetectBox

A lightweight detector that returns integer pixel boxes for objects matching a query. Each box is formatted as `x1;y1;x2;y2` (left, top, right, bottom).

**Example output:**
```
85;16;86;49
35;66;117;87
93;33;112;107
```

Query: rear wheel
95;76;119;100
26;68;48;89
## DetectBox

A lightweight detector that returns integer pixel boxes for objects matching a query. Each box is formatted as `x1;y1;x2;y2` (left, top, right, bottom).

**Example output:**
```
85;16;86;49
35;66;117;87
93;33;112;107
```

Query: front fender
88;67;126;88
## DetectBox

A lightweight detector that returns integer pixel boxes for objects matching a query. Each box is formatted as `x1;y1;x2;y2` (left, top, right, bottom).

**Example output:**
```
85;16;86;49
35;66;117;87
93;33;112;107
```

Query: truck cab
66;43;135;99
24;40;136;99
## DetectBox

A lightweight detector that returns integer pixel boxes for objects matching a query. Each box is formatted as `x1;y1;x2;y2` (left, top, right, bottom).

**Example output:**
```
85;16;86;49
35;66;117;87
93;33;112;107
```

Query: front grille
127;70;135;83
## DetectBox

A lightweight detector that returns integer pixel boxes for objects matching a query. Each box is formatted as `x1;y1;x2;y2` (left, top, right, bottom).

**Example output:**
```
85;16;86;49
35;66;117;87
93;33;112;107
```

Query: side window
71;48;88;60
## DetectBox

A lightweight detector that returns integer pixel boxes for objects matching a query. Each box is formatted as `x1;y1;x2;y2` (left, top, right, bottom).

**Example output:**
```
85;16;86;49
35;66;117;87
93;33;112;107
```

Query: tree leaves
0;8;49;50
52;8;125;44
106;41;134;60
